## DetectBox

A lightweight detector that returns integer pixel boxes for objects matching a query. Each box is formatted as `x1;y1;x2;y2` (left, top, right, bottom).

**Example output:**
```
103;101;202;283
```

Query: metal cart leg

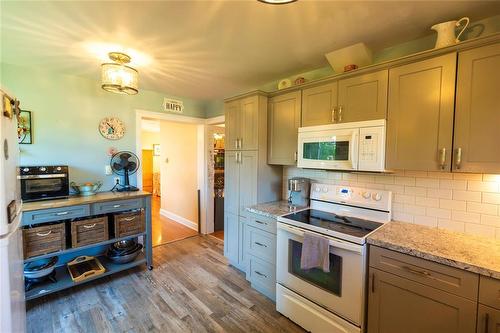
145;195;153;270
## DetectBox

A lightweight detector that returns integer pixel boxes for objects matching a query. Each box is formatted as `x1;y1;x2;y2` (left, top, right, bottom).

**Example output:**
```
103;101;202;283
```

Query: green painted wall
0;62;206;190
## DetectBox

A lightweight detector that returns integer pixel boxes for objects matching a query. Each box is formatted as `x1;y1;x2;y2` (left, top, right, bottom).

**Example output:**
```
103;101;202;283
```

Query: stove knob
372;193;382;201
40;167;47;172
23;168;29;172
314;186;321;192
362;191;371;199
56;166;62;171
322;187;328;193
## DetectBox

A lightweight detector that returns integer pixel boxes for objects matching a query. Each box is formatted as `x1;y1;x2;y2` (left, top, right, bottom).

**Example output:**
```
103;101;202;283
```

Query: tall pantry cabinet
224;92;282;271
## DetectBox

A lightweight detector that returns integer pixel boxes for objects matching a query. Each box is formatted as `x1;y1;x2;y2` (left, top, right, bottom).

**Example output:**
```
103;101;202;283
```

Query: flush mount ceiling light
257;0;297;4
101;52;139;95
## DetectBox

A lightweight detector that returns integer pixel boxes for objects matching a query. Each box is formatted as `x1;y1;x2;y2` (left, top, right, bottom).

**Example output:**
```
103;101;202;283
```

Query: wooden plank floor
26;236;305;333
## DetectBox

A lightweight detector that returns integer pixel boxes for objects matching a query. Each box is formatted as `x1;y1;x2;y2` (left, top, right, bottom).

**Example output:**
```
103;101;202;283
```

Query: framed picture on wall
18;110;33;144
153;144;160;156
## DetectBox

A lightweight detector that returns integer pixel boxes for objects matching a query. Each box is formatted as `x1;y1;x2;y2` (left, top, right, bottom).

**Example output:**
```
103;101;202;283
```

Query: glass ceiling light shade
101;52;138;95
257;0;297;4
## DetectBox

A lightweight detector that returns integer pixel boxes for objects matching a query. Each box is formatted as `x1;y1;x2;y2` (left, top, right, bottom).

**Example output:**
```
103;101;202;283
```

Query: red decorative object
344;64;358;72
107;147;118;156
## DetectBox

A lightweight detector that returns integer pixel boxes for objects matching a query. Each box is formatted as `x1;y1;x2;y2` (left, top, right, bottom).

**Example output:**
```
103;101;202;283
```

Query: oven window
303;141;349;161
289;239;342;296
25;179;64;193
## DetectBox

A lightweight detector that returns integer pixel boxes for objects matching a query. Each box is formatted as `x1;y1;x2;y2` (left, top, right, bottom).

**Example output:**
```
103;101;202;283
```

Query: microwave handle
351;132;359;170
277;222;363;254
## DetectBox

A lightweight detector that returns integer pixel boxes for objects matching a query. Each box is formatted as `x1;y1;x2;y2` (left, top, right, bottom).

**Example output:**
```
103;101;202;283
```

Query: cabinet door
239;96;259;150
224;211;239;265
224;151;240;215
239;151;258;213
238;215;247;268
453;44;500;173
268;91;302;165
338;69;388;122
225;100;240;151
301;82;338;126
386;53;456;171
368;268;477;333
477;305;500;333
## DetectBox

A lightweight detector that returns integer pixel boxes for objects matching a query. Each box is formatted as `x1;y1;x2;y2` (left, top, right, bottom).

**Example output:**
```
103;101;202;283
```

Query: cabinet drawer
479;276;500;309
23;223;66;259
245;225;276;264
369;246;479;300
247;255;276;300
477;304;500;333
114;211;145;238
71;216;109;248
92;199;143;214
245;212;277;234
22;205;90;226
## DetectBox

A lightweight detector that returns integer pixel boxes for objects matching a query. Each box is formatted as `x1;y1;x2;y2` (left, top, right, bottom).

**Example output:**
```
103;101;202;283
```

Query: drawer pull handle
122;217;136;221
83;223;96;229
255;221;267;225
113;204;121;208
36;230;52;237
484;313;489;333
255;271;267;278
403;265;431;277
254;242;267;248
56;211;69;216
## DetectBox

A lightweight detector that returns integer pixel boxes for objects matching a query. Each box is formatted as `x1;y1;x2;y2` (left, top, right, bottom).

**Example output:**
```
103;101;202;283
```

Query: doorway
208;124;225;241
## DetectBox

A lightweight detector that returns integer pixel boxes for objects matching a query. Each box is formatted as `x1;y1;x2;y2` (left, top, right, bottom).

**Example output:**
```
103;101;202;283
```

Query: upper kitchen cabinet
453;43;500;173
268;91;302;165
224;93;265;151
386;53;457;171
301;82;338;126
337;70;388;122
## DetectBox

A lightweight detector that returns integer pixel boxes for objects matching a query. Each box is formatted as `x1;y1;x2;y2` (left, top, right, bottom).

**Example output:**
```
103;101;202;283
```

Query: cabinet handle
455;147;462;169
484;313;490;333
36;230;52;237
83;223;96;229
235;139;238;149
239;138;243;149
402;265;431;277
371;272;375;293
255;271;267;278
294;151;298;162
113;204;121;208
254;220;267;225
338;105;343;122
254;241;267;248
439;147;446;170
331;107;337;123
56;211;68;216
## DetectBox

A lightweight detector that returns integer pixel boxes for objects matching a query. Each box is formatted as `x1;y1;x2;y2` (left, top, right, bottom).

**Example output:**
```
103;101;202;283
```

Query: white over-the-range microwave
297;119;386;172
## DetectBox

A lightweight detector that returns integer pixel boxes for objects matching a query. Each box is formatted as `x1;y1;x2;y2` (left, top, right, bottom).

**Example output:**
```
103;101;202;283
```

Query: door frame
135;109;224;235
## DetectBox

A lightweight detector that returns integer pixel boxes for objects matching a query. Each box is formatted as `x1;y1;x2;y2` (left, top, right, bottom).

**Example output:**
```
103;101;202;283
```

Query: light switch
105;165;112;175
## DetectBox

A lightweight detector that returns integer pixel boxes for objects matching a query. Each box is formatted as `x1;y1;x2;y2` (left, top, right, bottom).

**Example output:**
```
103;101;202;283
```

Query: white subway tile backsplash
283;167;500;238
467;181;499;193
452;190;481;202
467;202;498;215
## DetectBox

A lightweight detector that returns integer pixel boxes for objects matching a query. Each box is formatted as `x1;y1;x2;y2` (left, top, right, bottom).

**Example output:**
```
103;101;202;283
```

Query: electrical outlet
114;177;120;185
105;165;112;175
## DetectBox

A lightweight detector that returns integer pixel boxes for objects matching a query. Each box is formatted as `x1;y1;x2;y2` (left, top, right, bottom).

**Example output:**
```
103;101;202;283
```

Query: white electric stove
276;182;392;333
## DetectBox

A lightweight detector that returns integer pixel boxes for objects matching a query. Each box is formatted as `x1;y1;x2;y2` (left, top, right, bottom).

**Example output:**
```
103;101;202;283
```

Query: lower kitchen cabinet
224;212;239;265
368;267;477;333
477;305;500;333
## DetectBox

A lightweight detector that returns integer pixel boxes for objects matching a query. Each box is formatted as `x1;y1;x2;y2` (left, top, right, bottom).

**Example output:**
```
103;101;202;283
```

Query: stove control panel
310;182;391;212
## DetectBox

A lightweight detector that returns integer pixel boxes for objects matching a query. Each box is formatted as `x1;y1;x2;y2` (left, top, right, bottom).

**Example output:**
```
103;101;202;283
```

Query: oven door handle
277;223;363;254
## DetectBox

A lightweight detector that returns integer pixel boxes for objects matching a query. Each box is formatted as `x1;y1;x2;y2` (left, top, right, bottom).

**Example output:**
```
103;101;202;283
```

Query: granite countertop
368;221;500;279
246;200;308;219
22;191;152;212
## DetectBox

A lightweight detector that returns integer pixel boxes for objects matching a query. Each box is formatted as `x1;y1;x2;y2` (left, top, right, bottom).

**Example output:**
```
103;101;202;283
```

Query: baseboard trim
160;209;198;231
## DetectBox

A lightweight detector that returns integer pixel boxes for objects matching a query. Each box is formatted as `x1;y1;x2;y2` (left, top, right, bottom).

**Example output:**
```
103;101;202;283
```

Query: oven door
297;128;359;170
20;175;69;201
276;222;366;326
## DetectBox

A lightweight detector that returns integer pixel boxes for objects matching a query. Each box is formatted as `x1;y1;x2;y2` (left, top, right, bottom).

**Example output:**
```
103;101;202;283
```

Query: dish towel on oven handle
300;232;330;272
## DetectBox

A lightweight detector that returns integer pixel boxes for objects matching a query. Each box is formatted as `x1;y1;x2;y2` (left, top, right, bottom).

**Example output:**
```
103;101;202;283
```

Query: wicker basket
23;223;66;259
114;211;145;238
71;216;109;248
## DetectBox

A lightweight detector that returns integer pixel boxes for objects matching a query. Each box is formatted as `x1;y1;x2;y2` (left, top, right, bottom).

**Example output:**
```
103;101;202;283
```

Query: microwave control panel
358;126;385;171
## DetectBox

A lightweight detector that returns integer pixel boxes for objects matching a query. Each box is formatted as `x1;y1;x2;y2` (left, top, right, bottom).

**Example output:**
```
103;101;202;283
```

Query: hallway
151;196;198;246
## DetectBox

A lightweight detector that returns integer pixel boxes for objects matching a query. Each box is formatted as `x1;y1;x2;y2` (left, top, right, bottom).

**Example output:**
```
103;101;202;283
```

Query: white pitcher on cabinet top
431;17;469;48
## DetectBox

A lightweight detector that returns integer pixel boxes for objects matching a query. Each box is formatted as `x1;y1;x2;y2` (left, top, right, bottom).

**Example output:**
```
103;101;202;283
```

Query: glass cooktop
282;209;383;238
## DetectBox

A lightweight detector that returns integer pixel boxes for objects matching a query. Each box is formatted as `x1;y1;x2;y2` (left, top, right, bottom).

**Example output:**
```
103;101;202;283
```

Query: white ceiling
1;1;499;100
